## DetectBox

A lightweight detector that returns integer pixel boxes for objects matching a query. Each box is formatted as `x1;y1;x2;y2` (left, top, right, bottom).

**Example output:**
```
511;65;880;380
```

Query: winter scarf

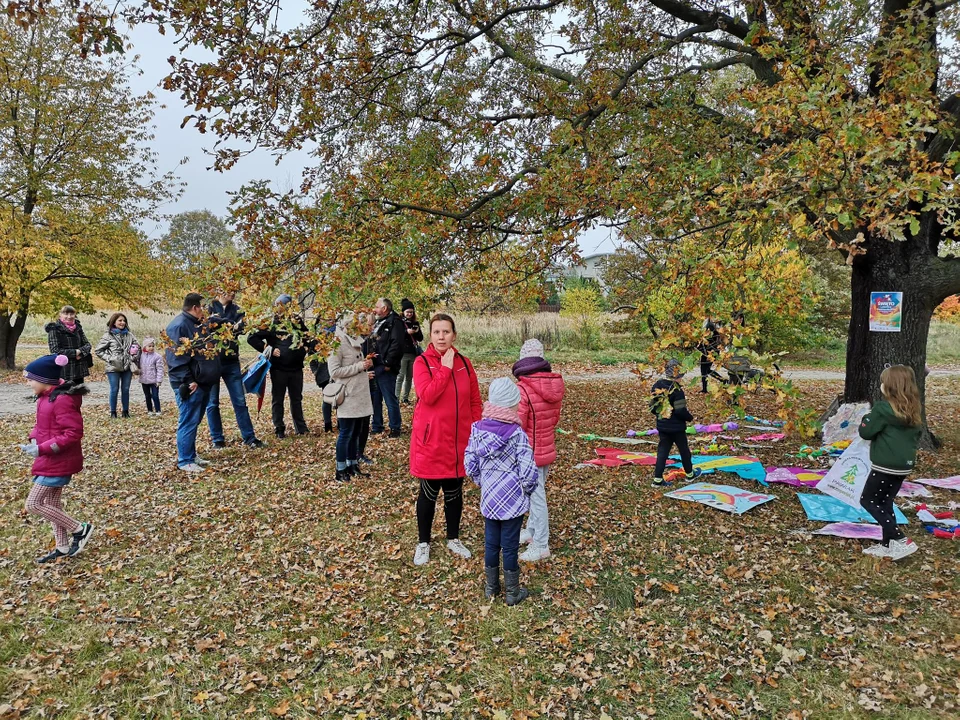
512;356;551;378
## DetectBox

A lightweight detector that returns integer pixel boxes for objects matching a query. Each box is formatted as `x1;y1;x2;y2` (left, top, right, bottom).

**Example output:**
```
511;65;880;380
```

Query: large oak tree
36;0;960;425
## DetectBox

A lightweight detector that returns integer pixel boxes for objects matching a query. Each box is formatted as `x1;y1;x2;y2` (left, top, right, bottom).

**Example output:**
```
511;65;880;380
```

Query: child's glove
19;442;39;458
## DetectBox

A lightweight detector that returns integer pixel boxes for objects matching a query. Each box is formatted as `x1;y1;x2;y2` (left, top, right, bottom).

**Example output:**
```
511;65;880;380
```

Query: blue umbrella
242;346;272;414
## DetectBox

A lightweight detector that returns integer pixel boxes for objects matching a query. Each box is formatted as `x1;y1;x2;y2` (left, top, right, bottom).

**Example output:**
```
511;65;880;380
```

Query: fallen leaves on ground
0;373;958;718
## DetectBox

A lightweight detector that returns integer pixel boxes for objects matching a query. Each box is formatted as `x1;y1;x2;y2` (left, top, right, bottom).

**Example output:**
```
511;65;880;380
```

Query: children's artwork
765;467;827;487
812;522;883;540
664;483;776;515
797;493;908;525
816;437;872;508
681;455;769;486
821;403;870;445
914;476;960;491
897;481;932;498
869;291;903;332
579;448;682;468
745;433;786;442
578;434;658;445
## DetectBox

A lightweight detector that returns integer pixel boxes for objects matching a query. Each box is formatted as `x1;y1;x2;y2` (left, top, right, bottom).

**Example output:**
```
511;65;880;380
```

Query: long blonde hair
880;365;922;427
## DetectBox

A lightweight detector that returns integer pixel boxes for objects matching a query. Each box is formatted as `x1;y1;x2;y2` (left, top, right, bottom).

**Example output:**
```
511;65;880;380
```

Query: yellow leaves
269;699;290;716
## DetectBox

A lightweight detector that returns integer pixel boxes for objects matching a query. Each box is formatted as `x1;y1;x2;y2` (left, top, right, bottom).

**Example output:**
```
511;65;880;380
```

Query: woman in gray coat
94;313;140;418
328;312;374;482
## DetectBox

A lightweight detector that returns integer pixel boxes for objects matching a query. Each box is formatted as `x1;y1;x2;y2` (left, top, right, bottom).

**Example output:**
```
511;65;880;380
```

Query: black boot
324;423;333;433
503;569;529;606
484;565;501;599
348;463;369;478
335;469;351;482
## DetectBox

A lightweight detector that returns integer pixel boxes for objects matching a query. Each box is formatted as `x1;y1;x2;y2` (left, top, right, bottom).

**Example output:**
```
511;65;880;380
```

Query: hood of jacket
469;419;519;457
518;372;565;404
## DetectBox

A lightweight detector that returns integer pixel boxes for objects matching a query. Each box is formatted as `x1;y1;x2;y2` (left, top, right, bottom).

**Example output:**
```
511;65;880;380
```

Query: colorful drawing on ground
664;483;776;515
679;455;769;486
812;522;884;540
897;481;932;498
797;493;908;525
745;433;786;442
579;448;678;468
578;434;658;445
765;467;827;487
914;476;960;491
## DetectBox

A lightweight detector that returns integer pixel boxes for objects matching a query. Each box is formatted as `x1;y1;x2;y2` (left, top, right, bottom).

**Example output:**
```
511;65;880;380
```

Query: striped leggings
25;485;79;549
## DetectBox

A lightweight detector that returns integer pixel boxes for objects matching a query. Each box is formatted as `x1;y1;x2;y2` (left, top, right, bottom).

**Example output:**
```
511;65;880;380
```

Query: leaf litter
0;375;958;718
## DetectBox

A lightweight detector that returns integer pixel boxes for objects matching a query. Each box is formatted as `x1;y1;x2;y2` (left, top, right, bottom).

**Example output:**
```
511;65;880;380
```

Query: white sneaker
886;537;918;561
180;463;205;473
519;529;533;545
863;543;891;557
413;542;430;566
194;457;211;467
446;539;472;559
519;545;551;562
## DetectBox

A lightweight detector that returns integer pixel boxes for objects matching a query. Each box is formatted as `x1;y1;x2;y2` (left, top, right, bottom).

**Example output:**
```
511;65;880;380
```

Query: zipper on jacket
453;355;459;476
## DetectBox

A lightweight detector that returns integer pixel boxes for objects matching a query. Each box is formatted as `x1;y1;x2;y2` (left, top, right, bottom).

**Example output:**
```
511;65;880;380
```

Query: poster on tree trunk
869;292;903;332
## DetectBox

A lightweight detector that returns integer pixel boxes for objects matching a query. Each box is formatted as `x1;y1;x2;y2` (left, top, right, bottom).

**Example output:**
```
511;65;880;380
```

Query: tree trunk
844;235;940;445
0;294;31;370
0;309;28;370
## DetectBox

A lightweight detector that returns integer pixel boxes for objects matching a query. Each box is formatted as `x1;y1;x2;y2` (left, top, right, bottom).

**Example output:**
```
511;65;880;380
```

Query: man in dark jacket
247;294;311;438
205;292;264;449
166;292;221;473
370;297;406;437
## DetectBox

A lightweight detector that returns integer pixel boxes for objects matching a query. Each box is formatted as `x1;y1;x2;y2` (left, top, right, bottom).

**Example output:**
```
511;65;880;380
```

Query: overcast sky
125;23;618;257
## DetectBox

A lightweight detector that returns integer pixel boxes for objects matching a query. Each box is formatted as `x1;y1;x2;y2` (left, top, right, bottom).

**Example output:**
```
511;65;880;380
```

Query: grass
0;376;958;717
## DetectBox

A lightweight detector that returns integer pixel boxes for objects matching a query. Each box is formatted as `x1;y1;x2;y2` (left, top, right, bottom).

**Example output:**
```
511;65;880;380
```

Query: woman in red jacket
410;313;482;566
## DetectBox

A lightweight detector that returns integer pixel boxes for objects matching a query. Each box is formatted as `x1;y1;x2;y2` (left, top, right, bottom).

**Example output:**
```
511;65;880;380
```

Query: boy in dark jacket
650;359;702;487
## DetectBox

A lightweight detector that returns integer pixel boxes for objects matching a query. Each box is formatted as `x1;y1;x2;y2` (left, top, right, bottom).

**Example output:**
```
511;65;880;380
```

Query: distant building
546;252;613;288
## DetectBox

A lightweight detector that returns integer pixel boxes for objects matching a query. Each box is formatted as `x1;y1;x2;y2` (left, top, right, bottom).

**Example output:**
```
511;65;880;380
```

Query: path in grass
0;378;958;718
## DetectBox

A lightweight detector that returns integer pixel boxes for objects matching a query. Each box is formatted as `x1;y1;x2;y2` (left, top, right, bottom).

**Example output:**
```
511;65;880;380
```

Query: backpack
310;358;331;388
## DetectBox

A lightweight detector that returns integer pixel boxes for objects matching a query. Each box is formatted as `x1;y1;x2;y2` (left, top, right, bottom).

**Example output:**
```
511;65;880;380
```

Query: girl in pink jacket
20;355;94;563
512;339;565;562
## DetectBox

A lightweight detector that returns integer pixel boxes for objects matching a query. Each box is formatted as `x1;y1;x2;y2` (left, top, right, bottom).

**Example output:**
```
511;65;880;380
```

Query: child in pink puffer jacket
512;339;565;563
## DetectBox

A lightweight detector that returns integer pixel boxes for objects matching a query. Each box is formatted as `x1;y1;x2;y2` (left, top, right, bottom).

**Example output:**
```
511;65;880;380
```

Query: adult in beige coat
328;312;374;482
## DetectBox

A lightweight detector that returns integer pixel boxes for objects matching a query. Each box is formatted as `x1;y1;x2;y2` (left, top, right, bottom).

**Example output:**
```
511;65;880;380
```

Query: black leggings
416;477;463;543
654;430;694;478
700;353;726;391
860;470;906;545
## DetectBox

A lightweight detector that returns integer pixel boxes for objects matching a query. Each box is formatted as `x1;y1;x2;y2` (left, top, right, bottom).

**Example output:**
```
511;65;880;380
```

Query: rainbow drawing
664;482;777;515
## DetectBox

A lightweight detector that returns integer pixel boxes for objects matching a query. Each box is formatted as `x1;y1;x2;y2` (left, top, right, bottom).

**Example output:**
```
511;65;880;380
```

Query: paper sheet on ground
664;483;776;515
898;481;932;498
679;455;769;486
798;493;908;525
765;467;827;487
914;476;960;491
578;434;658;445
816;437;872;508
812;522;883;540
822;403;870;445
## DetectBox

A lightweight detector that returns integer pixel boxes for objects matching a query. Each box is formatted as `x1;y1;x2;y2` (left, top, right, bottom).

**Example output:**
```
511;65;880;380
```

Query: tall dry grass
19;308;178;344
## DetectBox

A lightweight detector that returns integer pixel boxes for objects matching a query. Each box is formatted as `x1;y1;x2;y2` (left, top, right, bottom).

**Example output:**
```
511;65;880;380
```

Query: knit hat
518;338;544;361
401;298;414;312
25;354;68;385
488;377;521;408
275;293;293;306
664;358;682;378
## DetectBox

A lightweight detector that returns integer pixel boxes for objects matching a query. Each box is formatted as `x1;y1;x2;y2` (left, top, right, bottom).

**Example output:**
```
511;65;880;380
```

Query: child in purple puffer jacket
465;377;539;606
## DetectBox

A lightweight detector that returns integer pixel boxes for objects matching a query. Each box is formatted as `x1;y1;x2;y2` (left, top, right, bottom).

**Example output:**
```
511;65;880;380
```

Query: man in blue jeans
166;293;220;473
205;291;264;449
370;298;406;437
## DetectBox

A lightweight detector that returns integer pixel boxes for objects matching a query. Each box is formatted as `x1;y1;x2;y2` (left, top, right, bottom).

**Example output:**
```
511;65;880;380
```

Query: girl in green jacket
858;365;922;561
